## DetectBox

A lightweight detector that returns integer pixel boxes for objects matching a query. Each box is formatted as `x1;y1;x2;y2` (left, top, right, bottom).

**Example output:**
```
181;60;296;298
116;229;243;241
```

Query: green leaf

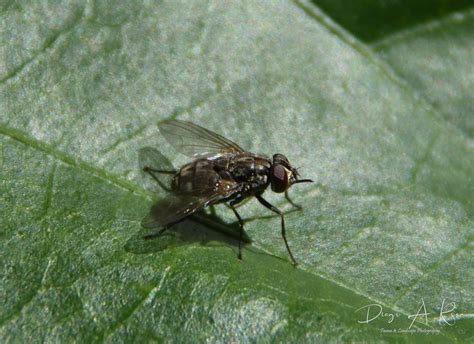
373;9;474;139
1;1;472;342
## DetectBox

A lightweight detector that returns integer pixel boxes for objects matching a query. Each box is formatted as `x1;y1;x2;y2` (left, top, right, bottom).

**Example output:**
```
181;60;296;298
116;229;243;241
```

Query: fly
139;120;313;265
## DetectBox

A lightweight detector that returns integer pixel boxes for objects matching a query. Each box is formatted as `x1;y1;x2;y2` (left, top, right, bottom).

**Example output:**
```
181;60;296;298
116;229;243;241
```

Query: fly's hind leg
229;196;245;260
257;195;297;266
143;166;176;192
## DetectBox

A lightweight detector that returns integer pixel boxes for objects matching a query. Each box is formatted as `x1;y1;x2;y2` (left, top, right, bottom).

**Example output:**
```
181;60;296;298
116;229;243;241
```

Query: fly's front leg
285;190;301;210
256;195;297;266
229;195;245;260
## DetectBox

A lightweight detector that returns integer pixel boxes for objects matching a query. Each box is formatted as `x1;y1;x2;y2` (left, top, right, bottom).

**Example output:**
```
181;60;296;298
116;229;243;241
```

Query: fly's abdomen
173;158;222;195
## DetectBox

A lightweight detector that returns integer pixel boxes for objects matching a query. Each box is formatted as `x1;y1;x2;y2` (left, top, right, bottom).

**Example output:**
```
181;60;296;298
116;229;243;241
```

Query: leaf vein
0;258;53;326
36;163;57;220
0;123;153;199
0;6;85;84
102;267;171;341
410;131;440;184
392;235;474;308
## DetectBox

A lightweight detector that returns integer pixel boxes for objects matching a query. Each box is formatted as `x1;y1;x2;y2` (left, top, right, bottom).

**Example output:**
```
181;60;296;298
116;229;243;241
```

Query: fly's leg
143;166;176;192
229;196;245;260
285;190;302;210
256;195;297;266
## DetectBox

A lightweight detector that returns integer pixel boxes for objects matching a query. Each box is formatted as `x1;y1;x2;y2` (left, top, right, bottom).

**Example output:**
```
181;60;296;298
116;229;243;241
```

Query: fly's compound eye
271;164;289;193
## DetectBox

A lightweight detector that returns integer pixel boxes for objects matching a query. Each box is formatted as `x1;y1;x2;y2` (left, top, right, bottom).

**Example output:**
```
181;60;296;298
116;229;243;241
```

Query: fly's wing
138;147;176;192
141;179;242;230
158;120;244;158
141;194;215;229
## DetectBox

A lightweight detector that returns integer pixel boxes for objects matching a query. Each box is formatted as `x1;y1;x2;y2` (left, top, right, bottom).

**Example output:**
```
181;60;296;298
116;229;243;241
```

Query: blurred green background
311;0;473;41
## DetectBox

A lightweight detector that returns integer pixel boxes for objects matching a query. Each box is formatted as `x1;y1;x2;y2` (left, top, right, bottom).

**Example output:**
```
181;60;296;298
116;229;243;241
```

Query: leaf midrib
0;123;152;199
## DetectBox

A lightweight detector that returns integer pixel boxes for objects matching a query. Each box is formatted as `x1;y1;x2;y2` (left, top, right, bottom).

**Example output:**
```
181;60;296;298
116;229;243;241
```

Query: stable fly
140;120;312;265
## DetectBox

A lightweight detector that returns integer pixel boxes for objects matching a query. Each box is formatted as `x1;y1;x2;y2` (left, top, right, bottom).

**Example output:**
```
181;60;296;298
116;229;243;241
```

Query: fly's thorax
229;153;271;187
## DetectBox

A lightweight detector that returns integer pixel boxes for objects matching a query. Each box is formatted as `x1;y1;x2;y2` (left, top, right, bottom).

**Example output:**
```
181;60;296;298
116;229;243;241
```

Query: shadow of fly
140;120;312;265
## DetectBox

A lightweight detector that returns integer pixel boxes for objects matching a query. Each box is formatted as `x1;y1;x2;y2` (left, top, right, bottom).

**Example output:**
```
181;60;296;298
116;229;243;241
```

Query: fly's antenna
293;179;313;184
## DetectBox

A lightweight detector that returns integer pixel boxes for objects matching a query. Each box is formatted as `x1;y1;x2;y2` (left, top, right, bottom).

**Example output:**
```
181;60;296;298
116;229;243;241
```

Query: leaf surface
1;1;472;342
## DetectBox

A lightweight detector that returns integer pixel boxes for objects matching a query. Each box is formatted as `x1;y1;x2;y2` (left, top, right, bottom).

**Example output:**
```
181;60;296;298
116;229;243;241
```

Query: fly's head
270;154;313;193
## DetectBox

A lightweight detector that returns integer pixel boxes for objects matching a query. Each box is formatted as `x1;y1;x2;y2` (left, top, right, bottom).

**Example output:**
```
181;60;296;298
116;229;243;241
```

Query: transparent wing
141;194;216;229
141;179;242;229
158;120;244;158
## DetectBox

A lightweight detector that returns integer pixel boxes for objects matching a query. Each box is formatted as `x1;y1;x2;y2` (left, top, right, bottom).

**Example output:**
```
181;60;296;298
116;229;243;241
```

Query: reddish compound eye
271;164;289;193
